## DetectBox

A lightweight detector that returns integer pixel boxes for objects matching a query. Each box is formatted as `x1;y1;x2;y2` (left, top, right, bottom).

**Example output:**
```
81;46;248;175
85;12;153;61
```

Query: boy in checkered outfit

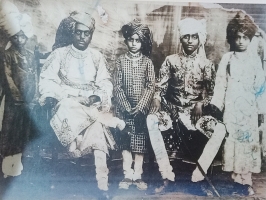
114;20;155;190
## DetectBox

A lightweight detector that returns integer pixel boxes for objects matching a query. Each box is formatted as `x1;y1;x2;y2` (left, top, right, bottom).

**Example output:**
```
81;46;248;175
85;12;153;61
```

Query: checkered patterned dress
114;52;155;153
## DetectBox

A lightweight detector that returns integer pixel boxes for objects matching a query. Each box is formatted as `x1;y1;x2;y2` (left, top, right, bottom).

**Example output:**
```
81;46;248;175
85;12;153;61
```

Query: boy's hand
46;97;58;108
191;102;203;125
130;107;141;117
150;99;161;114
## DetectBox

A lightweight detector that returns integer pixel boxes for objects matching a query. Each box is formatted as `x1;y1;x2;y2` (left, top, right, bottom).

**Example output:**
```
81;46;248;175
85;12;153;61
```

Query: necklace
14;49;28;64
125;51;142;61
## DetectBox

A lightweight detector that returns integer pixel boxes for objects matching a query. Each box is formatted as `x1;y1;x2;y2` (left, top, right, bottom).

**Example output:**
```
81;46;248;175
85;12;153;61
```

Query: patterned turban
53;11;95;50
71;12;95;32
121;19;153;57
0;1;33;38
226;12;258;50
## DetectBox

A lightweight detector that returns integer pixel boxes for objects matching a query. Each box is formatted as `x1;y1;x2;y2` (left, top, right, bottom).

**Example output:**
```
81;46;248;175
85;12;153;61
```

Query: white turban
0;1;33;38
178;18;207;45
178;18;207;58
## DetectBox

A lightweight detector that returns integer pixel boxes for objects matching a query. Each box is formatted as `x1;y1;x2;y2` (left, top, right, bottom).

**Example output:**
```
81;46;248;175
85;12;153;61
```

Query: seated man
39;12;121;199
147;18;226;192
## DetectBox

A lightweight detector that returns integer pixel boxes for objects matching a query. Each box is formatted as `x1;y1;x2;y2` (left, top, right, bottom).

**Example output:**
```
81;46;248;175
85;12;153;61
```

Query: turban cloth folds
226;12;258;51
0;1;33;38
0;1;33;49
121;19;153;57
52;12;95;50
178;18;207;59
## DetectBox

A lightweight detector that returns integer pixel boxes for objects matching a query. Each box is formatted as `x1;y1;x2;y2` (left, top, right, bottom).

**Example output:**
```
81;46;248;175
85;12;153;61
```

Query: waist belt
58;70;98;91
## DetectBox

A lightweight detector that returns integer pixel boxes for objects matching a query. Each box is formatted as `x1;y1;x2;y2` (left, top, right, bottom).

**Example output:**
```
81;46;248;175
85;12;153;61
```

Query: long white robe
211;51;265;174
39;45;114;155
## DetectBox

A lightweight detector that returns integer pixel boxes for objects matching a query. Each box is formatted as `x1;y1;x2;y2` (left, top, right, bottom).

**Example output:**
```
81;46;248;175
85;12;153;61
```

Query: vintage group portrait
0;0;266;199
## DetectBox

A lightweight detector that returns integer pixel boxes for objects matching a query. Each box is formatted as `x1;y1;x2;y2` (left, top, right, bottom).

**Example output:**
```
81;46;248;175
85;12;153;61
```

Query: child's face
125;34;142;54
234;31;251;52
180;33;199;55
10;30;28;49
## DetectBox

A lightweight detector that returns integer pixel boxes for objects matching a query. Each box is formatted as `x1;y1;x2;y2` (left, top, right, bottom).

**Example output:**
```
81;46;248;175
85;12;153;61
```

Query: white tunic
211;51;265;174
39;45;113;106
39;45;114;155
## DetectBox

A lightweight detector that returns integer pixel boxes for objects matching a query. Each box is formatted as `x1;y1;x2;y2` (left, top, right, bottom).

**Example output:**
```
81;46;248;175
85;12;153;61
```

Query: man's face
10;30;28;49
234;31;251;52
180;33;199;55
125;34;142;54
72;23;93;51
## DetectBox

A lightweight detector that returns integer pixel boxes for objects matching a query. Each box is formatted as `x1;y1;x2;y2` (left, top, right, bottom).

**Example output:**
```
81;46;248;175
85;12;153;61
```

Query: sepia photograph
0;0;266;199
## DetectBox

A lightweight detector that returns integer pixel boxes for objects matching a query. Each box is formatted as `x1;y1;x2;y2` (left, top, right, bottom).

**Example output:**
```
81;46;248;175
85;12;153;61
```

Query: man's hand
46;97;58;108
68;95;89;106
150;99;161;114
87;95;101;106
191;102;204;125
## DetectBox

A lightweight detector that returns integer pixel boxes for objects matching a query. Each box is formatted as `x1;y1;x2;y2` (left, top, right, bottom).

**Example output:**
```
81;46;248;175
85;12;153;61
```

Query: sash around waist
58;70;99;91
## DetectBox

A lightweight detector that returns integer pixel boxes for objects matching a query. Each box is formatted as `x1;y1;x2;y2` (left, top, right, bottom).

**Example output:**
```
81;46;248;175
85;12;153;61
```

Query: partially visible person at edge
0;1;38;178
147;18;227;193
39;12;124;200
114;19;155;191
210;12;265;196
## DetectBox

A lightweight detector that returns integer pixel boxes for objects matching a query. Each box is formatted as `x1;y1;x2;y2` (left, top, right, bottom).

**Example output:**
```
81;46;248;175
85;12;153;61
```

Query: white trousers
146;114;175;181
232;172;253;186
192;122;226;181
122;150;144;181
94;150;109;191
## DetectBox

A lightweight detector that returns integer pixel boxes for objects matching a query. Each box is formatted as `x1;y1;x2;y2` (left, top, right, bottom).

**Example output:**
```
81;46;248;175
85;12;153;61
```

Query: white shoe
133;179;148;190
191;168;204;182
119;178;132;189
248;186;255;196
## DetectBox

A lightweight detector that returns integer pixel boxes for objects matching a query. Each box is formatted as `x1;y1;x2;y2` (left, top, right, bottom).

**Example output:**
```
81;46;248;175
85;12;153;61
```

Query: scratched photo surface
0;0;266;199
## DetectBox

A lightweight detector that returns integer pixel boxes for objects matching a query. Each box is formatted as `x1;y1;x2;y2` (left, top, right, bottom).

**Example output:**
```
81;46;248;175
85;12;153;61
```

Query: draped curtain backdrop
1;0;266;129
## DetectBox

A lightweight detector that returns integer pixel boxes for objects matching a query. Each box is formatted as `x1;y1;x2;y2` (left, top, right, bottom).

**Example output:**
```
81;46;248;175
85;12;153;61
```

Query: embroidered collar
10;46;27;57
125;51;142;60
69;45;90;59
181;48;198;58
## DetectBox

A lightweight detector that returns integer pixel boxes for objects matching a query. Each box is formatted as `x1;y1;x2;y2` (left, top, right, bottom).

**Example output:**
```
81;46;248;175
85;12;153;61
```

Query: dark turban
226;12;258;51
121;19;153;57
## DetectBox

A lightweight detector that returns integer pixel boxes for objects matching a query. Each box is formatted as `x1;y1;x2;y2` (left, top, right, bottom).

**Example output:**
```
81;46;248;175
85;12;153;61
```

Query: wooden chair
34;47;62;164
